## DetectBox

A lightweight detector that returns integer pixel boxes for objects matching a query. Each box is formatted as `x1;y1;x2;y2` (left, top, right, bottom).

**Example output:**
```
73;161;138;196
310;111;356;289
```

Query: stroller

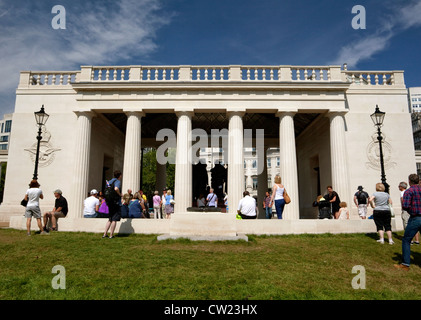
314;196;333;219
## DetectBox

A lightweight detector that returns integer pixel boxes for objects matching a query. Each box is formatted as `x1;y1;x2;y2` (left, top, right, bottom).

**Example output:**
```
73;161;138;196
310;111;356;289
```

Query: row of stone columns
68;110;349;219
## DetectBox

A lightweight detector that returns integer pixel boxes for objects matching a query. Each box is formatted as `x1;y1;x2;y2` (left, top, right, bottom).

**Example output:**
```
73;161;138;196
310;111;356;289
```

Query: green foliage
140;148;175;201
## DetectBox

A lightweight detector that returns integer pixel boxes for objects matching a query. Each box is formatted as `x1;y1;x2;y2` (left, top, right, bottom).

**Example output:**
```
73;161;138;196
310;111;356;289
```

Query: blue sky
0;0;420;118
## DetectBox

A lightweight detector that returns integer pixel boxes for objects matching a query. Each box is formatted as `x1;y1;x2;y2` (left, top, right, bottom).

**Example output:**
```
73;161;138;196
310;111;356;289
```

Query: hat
54;189;62;194
357;186;363;191
90;189;98;195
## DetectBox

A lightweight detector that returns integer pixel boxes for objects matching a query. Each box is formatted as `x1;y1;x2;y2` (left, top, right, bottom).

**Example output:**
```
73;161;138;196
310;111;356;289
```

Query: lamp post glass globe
370;104;385;127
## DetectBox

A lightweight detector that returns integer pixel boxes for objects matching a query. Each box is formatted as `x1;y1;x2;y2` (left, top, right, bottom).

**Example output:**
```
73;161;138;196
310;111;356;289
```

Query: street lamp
32;105;49;180
370;105;389;193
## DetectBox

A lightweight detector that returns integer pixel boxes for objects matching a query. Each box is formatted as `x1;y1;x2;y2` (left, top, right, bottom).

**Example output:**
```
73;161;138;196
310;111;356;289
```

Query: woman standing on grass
165;190;174;219
369;183;394;245
269;175;286;219
23;180;45;236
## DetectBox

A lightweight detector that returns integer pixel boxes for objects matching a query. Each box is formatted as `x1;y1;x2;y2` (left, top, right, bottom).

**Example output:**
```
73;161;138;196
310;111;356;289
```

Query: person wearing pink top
152;191;162;219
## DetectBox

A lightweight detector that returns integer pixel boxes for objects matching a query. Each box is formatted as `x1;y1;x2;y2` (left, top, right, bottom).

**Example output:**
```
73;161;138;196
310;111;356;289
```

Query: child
338;202;349;220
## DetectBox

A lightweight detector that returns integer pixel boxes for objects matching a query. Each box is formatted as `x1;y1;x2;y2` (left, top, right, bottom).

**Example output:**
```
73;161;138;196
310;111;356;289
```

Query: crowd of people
22;168;421;268
23;169;421;260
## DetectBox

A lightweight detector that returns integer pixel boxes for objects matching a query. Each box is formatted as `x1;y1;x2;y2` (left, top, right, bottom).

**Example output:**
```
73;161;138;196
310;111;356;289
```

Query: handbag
388;203;395;218
283;189;291;204
21;199;28;207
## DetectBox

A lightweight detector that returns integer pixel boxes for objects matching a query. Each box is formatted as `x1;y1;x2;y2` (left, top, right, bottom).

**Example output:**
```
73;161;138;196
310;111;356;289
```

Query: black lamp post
370;105;389;193
32;105;49;180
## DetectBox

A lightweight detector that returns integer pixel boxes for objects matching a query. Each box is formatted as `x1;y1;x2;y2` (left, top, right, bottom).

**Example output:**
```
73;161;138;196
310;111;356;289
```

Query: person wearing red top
395;174;421;270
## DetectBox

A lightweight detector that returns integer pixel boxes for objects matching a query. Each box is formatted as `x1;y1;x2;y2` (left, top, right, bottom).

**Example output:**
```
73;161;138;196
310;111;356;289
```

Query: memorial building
1;64;416;235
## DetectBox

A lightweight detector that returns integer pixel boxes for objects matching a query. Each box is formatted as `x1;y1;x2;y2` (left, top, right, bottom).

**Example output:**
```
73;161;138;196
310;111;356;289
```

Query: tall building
409;87;421;113
0;114;12;151
0;113;12;203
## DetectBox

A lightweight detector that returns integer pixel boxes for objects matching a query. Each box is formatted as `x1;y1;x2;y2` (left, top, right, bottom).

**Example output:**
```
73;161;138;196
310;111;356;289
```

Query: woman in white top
269;175;286;219
24;179;45;235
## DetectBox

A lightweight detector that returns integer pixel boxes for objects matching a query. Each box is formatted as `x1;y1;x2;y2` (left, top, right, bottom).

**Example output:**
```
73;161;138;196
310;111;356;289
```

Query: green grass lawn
0;228;420;300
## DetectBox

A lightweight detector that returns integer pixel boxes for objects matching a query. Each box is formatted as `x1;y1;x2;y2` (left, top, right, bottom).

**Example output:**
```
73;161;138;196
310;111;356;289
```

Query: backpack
357;191;368;204
104;179;120;207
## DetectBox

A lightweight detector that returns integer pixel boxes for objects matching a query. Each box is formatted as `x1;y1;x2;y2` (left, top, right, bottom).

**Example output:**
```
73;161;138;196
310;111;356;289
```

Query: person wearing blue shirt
102;170;122;239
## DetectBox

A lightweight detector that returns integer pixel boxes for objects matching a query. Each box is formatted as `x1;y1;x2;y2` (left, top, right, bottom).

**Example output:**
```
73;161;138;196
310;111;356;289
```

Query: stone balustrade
27;71;78;86
19;65;405;87
343;70;404;86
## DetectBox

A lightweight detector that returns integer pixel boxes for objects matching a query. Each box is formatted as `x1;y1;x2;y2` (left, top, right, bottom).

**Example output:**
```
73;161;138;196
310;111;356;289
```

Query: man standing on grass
395;174;421;271
103;170;122;239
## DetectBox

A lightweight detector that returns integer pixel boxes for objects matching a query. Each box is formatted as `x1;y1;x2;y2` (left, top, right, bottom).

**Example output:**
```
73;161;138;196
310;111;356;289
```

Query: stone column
122;111;144;193
257;147;268;219
327;111;351;210
155;162;167;192
277;111;300;219
69;111;95;218
227;110;245;214
174;110;194;213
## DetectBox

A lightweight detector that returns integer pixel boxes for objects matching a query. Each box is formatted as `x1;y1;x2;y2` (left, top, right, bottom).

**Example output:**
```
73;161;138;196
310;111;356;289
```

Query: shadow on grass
393;249;421;267
364;232;403;241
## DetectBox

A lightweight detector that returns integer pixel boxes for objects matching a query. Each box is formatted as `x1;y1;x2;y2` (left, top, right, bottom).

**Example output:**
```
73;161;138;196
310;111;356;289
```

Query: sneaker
394;264;410;271
102;235;108;238
389;240;395;245
377;239;384;244
411;241;420;245
40;231;49;235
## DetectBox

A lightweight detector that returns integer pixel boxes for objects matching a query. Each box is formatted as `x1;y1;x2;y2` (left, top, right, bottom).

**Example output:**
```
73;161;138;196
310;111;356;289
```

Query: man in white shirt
237;191;257;219
84;189;100;218
206;188;218;207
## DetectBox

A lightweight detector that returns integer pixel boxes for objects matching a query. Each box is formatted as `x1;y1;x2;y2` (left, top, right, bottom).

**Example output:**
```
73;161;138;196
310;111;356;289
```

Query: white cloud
331;1;421;68
0;0;173;116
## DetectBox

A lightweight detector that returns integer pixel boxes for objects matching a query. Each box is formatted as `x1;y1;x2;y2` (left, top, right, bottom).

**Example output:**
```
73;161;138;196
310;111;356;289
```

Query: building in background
409;87;421;113
0;113;12;203
409;87;421;176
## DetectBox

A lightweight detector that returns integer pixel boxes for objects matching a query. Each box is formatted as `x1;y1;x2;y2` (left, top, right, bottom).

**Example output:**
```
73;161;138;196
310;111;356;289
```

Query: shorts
401;210;410;229
53;211;66;218
46;211;66;218
358;204;367;217
25;206;41;219
373;210;392;232
108;204;121;222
